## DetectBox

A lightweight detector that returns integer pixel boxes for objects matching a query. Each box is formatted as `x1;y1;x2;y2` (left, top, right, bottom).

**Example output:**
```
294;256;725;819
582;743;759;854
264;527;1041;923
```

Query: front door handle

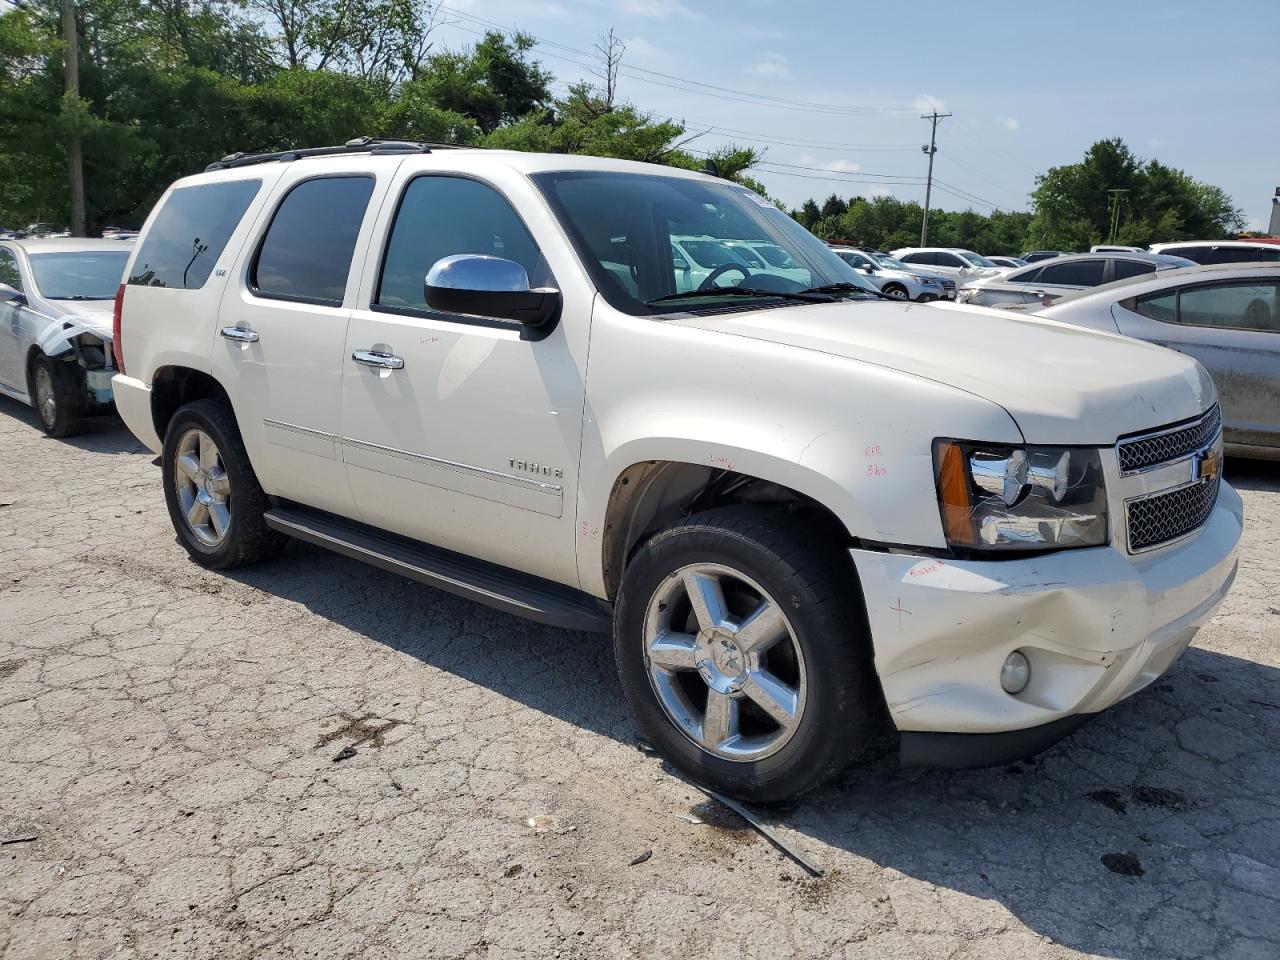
220;326;259;343
352;349;404;370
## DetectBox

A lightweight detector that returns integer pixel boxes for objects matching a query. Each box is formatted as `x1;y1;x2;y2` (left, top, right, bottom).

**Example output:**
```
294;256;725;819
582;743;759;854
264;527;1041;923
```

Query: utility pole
919;109;951;247
62;0;86;237
1106;189;1129;245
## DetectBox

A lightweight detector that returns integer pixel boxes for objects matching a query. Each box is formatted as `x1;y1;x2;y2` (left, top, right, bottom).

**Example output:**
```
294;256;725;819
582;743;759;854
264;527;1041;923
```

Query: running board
264;506;613;633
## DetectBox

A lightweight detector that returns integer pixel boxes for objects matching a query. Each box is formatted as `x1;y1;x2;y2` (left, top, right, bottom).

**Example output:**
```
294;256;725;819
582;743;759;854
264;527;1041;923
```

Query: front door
212;161;390;517
1114;278;1280;448
340;170;589;588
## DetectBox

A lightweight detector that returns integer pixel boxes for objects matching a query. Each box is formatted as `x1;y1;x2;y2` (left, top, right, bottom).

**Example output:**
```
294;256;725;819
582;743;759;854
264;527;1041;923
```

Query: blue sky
439;0;1280;229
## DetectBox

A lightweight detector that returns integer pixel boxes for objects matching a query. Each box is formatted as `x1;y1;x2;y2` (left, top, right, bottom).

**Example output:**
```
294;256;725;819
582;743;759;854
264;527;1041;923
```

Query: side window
128;179;261;289
1166;245;1210;264
1133;290;1177;322
0;249;21;290
1010;266;1043;284
376;176;552;313
1259;247;1280;262
1112;259;1157;281
939;253;966;267
899;252;924;265
252;176;375;306
1177;282;1279;333
1038;259;1105;286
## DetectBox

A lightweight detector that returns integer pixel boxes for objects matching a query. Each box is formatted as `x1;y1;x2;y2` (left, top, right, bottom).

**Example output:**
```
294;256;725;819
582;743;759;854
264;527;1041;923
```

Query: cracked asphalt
1;397;1278;960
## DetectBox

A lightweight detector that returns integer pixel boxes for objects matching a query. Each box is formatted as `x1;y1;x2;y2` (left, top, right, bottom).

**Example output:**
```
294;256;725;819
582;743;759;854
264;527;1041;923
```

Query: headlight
933;440;1108;552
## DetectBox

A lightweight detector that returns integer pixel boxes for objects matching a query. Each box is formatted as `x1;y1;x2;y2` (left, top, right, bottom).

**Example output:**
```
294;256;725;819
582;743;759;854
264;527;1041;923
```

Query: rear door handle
220;326;259;343
352;349;404;370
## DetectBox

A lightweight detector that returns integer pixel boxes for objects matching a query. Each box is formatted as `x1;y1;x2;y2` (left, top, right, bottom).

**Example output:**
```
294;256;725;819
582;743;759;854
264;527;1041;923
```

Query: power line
435;3;919;117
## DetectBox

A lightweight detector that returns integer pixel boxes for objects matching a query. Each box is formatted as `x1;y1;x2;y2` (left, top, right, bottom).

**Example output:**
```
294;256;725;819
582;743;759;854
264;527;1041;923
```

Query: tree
1026;138;1245;249
416;31;551;135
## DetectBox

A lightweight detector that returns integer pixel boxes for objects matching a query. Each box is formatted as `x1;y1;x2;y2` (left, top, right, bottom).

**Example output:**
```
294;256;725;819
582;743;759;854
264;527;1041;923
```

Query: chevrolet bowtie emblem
1192;447;1220;483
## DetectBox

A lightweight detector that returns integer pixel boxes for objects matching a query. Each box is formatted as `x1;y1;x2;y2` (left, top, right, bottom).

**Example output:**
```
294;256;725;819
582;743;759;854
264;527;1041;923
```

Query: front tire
161;398;286;570
31;353;86;438
614;507;879;804
883;283;909;300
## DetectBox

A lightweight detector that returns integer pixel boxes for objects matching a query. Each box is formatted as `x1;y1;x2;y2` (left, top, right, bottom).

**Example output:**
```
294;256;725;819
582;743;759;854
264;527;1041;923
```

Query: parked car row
957;251;1196;307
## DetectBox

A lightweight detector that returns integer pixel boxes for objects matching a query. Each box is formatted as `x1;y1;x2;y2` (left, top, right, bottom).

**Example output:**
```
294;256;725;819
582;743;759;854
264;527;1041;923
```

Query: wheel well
600;461;851;599
151;367;231;442
883;281;908;293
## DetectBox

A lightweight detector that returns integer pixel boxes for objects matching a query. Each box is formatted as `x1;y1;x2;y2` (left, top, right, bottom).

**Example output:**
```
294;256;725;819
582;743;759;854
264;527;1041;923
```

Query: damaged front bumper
851;482;1243;766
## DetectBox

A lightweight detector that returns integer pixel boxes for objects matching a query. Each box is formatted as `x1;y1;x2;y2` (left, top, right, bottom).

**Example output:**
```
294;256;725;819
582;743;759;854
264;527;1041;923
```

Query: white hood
49;300;114;338
673;299;1215;445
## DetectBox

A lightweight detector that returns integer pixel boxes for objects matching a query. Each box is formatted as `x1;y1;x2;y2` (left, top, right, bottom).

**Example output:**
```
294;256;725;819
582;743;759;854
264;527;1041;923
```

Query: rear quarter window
128;179;261;289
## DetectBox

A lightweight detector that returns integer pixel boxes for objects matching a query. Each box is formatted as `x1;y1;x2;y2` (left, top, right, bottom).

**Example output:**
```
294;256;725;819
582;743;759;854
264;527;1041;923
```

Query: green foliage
0;2;752;232
1025;138;1246;249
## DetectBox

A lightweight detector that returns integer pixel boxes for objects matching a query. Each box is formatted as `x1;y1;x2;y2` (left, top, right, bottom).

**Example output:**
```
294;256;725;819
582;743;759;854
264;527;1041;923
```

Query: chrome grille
1117;405;1221;474
1126;474;1221;551
940;278;956;291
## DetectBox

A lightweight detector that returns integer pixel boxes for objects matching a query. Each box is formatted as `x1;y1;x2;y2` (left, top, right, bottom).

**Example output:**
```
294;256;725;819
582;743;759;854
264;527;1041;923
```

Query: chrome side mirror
423;255;561;330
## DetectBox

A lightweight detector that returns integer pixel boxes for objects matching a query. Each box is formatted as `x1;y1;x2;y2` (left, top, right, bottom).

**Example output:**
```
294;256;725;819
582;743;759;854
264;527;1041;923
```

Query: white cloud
542;3;569;16
998;117;1020;131
619;0;700;19
749;52;791;79
914;94;946;114
622;36;659;58
866;185;892;198
798;154;861;174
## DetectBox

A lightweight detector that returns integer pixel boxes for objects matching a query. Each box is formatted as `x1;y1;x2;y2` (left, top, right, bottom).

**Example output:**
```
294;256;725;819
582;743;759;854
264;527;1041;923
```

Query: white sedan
0;238;132;436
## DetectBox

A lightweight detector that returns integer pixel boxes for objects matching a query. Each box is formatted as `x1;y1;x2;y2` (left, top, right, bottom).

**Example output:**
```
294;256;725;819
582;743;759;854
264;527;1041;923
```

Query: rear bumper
110;374;161;453
851;483;1243;745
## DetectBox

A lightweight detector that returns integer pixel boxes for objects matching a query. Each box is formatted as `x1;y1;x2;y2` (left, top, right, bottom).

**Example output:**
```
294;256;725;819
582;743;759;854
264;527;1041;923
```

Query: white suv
111;140;1243;802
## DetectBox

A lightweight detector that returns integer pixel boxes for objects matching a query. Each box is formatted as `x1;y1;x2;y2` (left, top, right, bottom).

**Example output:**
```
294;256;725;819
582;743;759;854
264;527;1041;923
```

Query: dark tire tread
162;398;286;570
615;505;878;804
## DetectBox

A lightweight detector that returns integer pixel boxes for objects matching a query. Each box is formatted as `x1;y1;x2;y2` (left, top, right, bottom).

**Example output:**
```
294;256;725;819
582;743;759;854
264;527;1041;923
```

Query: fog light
1000;650;1031;694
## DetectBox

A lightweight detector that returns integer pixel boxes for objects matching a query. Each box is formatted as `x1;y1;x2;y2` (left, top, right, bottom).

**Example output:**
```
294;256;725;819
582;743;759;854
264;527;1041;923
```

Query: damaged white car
0;238;131;436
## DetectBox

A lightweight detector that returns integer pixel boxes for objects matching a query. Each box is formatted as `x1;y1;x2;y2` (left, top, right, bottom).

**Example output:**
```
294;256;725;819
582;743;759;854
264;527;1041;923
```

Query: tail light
111;283;126;374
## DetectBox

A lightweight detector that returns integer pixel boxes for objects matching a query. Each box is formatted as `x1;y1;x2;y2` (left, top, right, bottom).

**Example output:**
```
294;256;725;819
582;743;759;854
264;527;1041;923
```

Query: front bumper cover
850;483;1243;759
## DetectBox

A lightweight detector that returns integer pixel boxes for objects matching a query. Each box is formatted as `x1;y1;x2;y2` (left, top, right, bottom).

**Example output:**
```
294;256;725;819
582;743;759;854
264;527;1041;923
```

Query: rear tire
614;506;879;804
31;353;87;438
161;398;286;570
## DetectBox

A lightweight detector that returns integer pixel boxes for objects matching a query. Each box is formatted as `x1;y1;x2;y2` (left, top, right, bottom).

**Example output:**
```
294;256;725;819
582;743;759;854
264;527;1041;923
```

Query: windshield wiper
646;287;835;308
801;282;894;301
50;295;107;301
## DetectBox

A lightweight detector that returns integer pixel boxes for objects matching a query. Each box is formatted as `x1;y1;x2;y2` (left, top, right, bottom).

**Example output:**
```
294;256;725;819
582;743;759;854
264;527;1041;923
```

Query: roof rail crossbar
205;136;448;172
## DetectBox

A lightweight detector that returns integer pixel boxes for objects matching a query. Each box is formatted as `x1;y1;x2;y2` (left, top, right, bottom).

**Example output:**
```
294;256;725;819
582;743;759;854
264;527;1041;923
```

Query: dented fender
35;315;113;360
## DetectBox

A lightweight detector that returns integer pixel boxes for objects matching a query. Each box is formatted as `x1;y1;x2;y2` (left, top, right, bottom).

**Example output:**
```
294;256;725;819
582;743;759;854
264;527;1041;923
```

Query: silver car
0;238;131;436
958;252;1195;308
830;247;949;301
1032;263;1280;459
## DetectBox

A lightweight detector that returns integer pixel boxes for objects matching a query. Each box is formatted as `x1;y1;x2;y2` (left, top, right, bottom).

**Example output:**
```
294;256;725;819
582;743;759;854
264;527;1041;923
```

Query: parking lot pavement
0;400;1277;960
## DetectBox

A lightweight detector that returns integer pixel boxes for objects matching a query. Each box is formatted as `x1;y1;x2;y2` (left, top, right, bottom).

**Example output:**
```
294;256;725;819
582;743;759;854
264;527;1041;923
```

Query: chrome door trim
340;436;563;495
261;418;563;496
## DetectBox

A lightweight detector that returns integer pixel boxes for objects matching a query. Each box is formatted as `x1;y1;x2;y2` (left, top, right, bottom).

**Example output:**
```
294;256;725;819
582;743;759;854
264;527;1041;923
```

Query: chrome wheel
643;563;807;762
34;365;56;427
173;428;232;547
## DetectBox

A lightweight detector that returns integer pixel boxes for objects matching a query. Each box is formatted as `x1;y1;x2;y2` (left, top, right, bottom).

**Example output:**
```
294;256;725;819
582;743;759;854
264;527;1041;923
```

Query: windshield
957;250;997;268
29;251;130;300
873;255;913;271
533;171;877;315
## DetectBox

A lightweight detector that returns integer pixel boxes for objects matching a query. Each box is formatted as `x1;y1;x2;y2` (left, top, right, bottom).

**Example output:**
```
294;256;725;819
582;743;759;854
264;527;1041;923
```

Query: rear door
1113;278;1280;449
211;159;394;517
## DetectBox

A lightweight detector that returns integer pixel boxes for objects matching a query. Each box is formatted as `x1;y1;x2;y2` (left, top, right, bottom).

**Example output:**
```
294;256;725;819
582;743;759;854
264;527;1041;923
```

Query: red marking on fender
908;561;944;578
865;463;887;478
864;444;882;458
710;455;734;471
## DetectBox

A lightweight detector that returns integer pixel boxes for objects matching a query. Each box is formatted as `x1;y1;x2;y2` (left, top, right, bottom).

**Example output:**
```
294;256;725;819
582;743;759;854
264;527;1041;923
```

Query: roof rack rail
205;136;470;172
